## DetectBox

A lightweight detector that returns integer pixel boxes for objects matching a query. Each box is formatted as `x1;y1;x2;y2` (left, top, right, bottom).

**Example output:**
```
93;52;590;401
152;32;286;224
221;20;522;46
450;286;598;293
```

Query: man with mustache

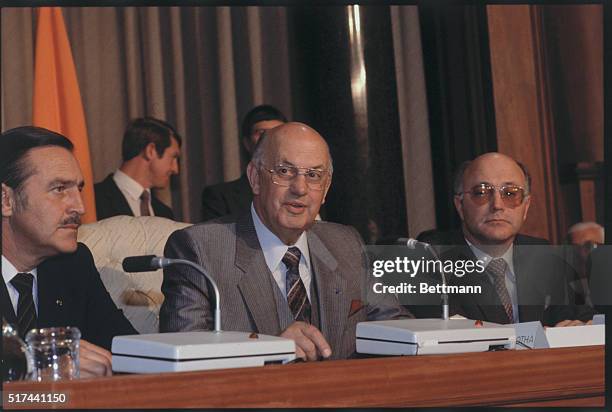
1;126;137;377
418;152;594;325
160;122;410;360
95;117;181;220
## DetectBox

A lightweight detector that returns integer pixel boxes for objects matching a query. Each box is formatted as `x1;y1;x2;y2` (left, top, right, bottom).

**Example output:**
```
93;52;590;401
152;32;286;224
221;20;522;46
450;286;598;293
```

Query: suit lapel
307;230;349;351
106;176;133;216
234;214;281;335
513;243;544;322
36;261;68;328
0;279;17;324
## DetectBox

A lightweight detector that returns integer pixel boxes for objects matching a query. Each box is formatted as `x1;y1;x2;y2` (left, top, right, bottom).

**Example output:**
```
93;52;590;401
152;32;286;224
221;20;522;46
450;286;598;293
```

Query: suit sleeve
541;253;596;325
342;226;414;321
201;186;228;221
159;228;215;332
78;244;137;349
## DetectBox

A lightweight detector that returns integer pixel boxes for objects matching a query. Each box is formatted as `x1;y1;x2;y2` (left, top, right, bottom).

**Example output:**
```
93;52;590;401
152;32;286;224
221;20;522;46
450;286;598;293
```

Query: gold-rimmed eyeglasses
265;164;329;191
458;183;528;208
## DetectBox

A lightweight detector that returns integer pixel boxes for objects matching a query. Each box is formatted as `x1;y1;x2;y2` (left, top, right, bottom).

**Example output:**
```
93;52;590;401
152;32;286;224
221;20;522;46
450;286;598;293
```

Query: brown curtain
390;6;437;237
2;6;430;231
1;6;292;223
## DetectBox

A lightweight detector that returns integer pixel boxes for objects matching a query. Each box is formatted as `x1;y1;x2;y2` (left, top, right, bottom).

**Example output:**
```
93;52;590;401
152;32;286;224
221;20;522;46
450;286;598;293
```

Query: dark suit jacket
95;174;174;220
1;243;137;350
159;212;411;359
414;230;595;326
201;174;252;222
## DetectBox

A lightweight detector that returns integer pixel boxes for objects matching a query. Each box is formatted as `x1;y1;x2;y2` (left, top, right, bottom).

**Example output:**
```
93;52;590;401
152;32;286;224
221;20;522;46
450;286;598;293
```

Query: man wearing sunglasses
419;152;594;326
160;122;410;360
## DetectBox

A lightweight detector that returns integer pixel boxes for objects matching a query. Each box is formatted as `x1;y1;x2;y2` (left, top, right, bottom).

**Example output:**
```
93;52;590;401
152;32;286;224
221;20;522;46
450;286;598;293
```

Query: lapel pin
56;299;63;306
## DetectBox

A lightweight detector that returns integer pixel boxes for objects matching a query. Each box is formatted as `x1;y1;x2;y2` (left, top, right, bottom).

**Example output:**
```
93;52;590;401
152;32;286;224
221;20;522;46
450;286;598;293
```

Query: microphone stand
402;239;450;320
143;257;222;333
170;259;221;333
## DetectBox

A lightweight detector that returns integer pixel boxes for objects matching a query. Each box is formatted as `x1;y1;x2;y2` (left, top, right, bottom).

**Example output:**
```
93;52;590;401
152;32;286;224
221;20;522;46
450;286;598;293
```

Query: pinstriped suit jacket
159;213;410;359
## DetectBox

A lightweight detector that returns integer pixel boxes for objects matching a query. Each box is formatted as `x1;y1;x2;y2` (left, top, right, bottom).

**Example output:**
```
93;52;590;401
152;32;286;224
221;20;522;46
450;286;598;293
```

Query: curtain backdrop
390;6;437;237
2;6;293;223
2;6;433;232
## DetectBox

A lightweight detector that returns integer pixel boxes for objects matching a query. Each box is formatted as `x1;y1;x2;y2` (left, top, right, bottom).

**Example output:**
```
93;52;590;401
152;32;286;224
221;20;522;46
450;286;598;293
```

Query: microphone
122;255;169;272
396;238;436;255
398;238;449;320
122;255;222;333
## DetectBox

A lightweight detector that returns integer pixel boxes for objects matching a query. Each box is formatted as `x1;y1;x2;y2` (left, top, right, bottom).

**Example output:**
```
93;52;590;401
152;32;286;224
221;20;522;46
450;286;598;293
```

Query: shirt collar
251;203;310;273
465;238;515;281
2;255;38;284
113;169;149;201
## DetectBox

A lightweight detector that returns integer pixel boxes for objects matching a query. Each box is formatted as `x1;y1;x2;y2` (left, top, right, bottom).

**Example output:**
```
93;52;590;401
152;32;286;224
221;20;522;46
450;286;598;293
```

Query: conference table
3;345;604;408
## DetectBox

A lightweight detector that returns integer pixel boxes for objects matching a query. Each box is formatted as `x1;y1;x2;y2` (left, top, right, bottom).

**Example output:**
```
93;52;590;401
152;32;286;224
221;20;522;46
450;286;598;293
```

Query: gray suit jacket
159;213;410;359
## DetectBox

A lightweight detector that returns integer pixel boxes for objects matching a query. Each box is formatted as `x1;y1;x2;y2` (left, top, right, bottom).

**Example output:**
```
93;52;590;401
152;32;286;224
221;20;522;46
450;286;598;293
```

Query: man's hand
79;340;113;378
280;321;332;361
554;319;590;327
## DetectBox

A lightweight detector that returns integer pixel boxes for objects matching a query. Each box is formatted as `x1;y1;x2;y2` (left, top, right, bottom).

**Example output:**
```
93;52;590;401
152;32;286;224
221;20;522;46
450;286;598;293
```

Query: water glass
25;326;81;381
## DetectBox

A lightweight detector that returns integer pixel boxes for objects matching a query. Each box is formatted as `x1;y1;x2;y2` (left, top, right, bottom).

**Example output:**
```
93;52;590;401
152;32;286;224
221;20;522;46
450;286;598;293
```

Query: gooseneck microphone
397;238;450;320
122;255;222;333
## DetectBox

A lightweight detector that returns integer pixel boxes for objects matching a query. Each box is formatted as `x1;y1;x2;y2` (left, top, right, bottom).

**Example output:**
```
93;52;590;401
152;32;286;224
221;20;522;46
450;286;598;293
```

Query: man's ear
2;183;15;217
321;176;332;205
522;195;531;221
453;195;464;221
246;162;261;195
143;143;157;161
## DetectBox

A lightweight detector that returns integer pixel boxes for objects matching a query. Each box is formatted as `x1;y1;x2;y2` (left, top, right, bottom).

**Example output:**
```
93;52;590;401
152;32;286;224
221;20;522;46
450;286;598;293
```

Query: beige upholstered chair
77;216;191;334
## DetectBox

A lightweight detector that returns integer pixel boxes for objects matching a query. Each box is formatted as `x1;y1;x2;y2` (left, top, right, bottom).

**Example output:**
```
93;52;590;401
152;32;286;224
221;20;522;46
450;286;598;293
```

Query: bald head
453;152;532;253
251;122;333;172
246;122;333;245
454;152;530;195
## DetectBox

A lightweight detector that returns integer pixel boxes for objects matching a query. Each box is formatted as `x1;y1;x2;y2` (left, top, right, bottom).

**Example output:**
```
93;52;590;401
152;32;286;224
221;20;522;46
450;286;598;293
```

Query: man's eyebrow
47;178;82;188
279;160;326;169
475;181;521;186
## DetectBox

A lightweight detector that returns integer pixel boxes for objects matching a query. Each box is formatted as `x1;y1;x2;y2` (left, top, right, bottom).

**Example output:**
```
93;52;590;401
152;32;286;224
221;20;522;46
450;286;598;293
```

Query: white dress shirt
465;239;519;323
251;204;312;300
2;255;39;316
113;169;153;216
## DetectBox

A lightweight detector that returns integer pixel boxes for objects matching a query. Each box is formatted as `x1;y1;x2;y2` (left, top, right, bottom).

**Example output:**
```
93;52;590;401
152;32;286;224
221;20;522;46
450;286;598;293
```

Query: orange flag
33;7;97;223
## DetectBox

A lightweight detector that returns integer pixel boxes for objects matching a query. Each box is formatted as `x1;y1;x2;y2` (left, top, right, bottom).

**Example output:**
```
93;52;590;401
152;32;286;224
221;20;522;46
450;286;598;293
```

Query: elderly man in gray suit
160;122;411;360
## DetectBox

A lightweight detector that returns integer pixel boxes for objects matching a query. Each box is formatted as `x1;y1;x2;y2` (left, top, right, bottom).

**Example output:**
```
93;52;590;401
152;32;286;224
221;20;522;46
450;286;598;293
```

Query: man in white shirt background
94;117;181;220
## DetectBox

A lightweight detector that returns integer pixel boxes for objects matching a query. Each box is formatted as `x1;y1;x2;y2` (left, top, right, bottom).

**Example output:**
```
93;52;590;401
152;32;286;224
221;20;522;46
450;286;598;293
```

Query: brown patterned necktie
487;258;514;323
140;190;151;216
10;272;37;339
282;247;311;323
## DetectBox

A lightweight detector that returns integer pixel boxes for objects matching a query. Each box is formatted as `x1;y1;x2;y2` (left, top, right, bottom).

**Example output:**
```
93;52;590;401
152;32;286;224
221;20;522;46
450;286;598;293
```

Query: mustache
61;214;81;226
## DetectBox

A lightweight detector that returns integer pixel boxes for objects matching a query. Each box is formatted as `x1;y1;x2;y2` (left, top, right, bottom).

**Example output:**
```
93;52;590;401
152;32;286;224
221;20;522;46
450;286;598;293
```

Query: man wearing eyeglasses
418;152;594;326
160;122;410;360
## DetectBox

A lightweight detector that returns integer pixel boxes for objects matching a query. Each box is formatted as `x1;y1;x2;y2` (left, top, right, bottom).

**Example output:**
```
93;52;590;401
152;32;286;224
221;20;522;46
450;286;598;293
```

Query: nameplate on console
514;321;604;349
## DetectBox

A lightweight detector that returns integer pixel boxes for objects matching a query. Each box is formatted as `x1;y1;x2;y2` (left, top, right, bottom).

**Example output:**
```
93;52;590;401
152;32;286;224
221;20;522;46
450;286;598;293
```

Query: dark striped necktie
10;272;37;339
282;246;311;323
487;258;514;323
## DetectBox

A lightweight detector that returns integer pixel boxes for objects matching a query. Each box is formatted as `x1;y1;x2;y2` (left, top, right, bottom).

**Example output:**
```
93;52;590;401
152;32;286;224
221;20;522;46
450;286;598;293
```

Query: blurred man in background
95;117;181;220
201;104;286;221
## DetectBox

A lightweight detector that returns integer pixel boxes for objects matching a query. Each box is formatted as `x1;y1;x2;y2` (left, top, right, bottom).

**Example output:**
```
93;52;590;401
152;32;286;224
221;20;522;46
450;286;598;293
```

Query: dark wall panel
289;6;407;242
